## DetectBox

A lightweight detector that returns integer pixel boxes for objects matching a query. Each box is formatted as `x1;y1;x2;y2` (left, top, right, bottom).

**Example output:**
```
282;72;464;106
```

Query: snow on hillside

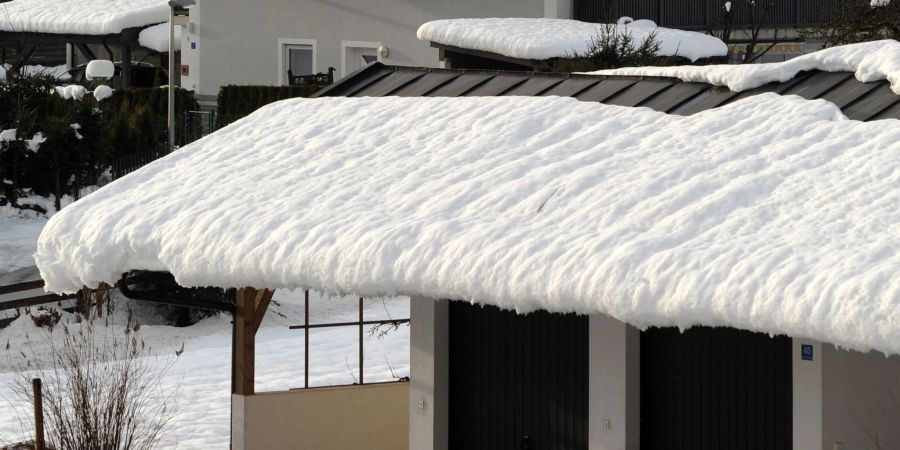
0;0;168;35
417;17;728;62
588;39;900;94
0;290;410;449
34;94;900;355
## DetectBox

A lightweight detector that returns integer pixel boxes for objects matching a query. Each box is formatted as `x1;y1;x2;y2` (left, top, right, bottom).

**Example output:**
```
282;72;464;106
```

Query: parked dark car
59;62;168;88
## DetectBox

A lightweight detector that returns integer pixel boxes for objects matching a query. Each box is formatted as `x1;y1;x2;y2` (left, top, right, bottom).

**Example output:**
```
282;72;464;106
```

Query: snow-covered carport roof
35;42;900;355
0;0;176;53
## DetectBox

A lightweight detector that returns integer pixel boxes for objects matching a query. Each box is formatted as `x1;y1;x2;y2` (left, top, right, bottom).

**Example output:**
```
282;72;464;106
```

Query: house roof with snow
0;0;169;36
34;43;900;356
0;0;178;54
417;18;729;70
315;63;900;122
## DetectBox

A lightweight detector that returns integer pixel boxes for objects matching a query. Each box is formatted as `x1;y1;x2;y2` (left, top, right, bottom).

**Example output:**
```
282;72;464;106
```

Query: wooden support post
359;297;364;385
304;290;309;389
232;287;274;396
33;378;44;450
121;45;133;88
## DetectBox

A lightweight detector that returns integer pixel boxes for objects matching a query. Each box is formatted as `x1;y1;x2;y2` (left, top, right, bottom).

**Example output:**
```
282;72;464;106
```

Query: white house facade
178;0;575;106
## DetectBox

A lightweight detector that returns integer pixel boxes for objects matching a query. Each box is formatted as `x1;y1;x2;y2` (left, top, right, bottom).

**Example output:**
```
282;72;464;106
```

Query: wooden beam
252;289;274;334
233;287;257;395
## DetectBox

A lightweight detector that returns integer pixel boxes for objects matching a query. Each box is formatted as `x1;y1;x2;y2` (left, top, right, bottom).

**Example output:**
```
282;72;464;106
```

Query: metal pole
33;378;44;450
167;4;176;152
304;289;309;389
358;297;364;384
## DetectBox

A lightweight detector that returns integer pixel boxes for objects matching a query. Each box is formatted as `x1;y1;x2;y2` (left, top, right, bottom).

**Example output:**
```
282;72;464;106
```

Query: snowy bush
548;24;669;72
7;310;179;450
0;72;197;210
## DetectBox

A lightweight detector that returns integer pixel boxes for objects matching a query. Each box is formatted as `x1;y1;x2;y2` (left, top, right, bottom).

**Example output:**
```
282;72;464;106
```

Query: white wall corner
793;339;823;450
544;0;573;19
231;393;247;450
410;297;449;450
589;314;639;450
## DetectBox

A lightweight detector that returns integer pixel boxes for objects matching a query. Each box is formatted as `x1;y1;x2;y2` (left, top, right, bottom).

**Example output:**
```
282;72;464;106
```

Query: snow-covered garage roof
0;0;169;36
35;91;900;355
417;18;728;62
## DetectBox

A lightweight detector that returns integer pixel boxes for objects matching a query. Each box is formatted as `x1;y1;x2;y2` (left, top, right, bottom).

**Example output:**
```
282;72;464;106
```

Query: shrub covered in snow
0;72;197;211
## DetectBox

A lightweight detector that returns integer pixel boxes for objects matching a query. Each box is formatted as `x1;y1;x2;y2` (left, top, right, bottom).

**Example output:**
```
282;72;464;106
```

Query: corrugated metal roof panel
841;83;900;121
463;73;530;96
870;100;900;121
637;82;709;113
317;66;394;97
501;76;565;96
817;78;882;109
393;71;461;97
427;73;496;97
540;78;603;97
575;79;639;102
782;71;853;99
604;80;674;107
669;86;737;115
353;70;428;97
318;64;899;122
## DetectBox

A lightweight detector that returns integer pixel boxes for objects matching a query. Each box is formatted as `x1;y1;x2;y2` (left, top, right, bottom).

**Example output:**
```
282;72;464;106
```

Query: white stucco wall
793;339;823;450
182;0;562;99
822;345;900;450
409;297;449;450
589;314;640;450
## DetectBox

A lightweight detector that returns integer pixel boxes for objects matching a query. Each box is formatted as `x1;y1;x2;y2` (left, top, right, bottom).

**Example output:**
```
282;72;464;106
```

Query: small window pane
288;47;313;76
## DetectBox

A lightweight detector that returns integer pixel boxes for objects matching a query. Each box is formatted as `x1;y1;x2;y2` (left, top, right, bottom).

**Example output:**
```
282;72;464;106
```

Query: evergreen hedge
216;84;326;127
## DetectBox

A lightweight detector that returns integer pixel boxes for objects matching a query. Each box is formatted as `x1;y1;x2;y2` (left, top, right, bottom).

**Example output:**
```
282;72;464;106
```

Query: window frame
340;40;383;77
277;38;317;86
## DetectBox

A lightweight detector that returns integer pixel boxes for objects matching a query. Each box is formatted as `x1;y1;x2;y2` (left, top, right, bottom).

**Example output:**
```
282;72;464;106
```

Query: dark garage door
641;326;793;450
449;302;588;450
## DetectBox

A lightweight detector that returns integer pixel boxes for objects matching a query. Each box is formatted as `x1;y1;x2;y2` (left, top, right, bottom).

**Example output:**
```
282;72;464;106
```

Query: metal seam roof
314;63;900;121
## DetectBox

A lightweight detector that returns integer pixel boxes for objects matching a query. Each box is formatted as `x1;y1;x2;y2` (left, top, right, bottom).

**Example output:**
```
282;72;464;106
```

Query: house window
277;38;316;85
342;41;382;77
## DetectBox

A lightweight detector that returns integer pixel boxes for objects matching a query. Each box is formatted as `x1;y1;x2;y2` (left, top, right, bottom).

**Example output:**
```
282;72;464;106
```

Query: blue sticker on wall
801;344;813;361
191;42;197;50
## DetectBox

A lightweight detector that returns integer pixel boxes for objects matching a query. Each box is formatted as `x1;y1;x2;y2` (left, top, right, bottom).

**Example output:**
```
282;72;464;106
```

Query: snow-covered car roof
0;0;169;36
35;91;900;355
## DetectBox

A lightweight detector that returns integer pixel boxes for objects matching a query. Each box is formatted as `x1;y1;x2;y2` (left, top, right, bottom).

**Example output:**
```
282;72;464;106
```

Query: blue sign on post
801;344;814;361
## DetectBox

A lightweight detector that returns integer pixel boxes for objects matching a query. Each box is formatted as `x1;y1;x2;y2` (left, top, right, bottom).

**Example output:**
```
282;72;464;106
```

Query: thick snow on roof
0;0;168;35
36;95;900;354
417;18;728;62
589;40;900;94
138;22;181;52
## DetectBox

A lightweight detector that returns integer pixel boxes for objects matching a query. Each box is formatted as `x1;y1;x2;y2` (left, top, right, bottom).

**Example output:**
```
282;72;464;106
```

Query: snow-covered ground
0;289;410;449
0;205;48;276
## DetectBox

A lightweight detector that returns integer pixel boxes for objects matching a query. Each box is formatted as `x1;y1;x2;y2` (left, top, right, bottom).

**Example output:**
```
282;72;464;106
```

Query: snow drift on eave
0;0;169;35
416;17;728;62
35;95;900;355
588;39;900;94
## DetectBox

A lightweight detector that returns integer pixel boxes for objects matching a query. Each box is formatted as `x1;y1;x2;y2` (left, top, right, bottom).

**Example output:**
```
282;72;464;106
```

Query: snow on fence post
33;378;45;450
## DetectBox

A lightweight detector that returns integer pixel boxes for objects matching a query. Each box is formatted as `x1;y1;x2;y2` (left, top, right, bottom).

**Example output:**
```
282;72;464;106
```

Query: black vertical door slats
449;302;588;450
641;326;792;450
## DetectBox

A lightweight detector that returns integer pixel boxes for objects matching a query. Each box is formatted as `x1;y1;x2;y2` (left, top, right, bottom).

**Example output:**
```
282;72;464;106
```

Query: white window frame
340;40;383;77
277;38;317;86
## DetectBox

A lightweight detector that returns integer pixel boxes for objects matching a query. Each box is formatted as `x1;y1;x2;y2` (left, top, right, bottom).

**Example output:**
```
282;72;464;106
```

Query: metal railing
288;290;409;388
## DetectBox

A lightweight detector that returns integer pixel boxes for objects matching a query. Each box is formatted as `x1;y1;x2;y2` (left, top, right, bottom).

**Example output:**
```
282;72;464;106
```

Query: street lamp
168;0;196;152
